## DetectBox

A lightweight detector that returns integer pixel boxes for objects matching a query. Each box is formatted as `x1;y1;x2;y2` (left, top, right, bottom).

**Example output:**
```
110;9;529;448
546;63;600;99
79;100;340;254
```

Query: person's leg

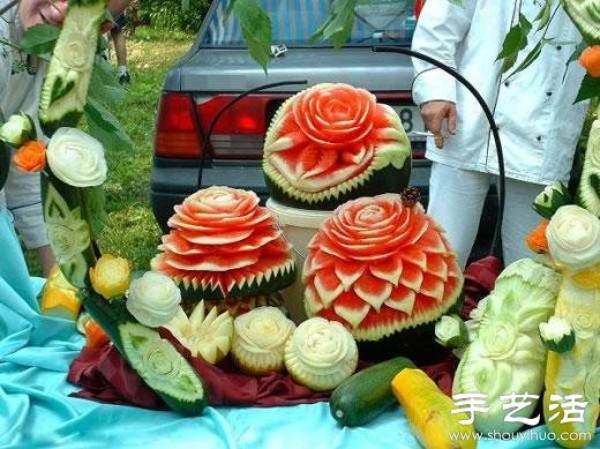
112;28;127;67
110;15;130;84
3;163;56;277
427;162;490;270
501;178;545;266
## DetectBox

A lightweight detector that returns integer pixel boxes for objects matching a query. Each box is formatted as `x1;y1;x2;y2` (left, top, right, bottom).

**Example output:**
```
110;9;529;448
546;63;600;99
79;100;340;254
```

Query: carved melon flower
303;193;463;341
152;186;296;300
0;112;36;147
126;271;182;328
435;314;469;349
263;83;411;207
546;205;600;271
231;306;296;374
284;317;358;391
46;127;107;187
164;300;234;364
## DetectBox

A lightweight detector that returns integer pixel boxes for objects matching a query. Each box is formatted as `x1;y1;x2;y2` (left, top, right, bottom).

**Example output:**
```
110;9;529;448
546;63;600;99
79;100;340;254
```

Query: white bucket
266;198;332;324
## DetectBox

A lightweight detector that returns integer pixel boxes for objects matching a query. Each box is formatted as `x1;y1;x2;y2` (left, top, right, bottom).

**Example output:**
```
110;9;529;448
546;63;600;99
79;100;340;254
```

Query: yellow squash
392;368;477;449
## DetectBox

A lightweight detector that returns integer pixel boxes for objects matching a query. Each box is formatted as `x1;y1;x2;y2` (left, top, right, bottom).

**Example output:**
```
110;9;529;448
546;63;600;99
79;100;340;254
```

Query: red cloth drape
68;257;502;410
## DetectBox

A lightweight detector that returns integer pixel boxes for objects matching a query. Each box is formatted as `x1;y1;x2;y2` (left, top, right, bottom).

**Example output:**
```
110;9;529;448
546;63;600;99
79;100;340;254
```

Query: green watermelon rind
119;322;208;416
176;261;298;302
82;291;208;416
561;0;600;44
265;163;412;211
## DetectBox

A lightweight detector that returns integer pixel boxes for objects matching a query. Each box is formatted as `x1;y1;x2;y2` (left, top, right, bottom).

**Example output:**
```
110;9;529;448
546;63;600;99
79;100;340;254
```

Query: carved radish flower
302;193;462;341
152;186;296;300
263;83;411;208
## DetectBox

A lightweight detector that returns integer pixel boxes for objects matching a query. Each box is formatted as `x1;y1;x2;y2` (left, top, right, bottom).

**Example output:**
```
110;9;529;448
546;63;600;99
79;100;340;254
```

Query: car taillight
154;93;202;158
197;95;273;159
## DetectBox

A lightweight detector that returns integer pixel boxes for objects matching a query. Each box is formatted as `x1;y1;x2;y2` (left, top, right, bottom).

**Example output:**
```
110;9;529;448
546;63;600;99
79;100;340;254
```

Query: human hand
19;0;68;30
19;0;133;32
419;100;457;149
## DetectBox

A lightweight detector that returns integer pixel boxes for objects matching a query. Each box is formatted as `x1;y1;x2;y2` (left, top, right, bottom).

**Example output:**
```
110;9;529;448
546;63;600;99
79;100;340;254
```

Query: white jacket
411;0;588;185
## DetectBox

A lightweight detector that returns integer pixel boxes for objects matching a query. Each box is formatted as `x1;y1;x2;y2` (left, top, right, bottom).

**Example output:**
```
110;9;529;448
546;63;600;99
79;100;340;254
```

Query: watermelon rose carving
152;186;297;300
302;192;463;341
263;83;411;209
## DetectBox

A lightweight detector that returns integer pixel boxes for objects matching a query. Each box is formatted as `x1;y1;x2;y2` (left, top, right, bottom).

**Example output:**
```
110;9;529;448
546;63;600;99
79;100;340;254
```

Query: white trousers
427;162;543;270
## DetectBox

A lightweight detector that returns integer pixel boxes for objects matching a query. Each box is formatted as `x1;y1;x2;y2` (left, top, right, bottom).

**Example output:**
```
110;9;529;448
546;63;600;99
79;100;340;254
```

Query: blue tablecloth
1;208;598;449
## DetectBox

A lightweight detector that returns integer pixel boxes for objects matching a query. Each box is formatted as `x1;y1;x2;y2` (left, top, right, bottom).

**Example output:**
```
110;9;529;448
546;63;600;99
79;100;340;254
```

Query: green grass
24;28;195;276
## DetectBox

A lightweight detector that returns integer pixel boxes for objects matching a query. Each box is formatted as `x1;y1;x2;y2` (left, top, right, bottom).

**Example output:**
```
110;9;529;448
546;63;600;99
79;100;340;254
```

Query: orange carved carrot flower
578;45;600;78
13;140;47;172
525;219;549;254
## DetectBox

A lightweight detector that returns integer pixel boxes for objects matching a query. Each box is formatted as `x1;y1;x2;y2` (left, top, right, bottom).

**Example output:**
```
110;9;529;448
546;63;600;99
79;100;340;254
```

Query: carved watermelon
263;83;411;210
152;186;297;301
302;191;463;342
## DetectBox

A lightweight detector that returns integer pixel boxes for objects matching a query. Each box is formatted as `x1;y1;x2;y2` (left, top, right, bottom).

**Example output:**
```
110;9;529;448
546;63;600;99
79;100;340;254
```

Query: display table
0;214;598;449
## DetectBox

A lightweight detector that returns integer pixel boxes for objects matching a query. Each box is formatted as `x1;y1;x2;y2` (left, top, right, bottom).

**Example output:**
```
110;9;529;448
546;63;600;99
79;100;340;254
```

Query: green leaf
229;0;272;71
82;186;108;239
510;41;543;76
310;0;358;47
574;75;600;103
533;0;555;31
496;14;532;74
84;98;133;152
19;24;60;56
89;56;127;107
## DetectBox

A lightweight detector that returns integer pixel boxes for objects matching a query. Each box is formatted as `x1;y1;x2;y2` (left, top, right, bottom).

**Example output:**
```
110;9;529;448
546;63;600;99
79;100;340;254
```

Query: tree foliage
138;0;211;32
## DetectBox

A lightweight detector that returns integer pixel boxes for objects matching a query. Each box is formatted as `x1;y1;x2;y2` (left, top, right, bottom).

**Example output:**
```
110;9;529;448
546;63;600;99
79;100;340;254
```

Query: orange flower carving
303;193;463;341
152;186;296;300
13;140;46;172
579;45;600;78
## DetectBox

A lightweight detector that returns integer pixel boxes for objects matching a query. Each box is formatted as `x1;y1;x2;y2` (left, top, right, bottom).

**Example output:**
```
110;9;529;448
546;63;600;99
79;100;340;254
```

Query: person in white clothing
1;0;131;277
411;0;588;270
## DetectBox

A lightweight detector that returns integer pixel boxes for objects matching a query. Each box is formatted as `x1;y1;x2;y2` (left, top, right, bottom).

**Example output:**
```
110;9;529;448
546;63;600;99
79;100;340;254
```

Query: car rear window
200;0;417;47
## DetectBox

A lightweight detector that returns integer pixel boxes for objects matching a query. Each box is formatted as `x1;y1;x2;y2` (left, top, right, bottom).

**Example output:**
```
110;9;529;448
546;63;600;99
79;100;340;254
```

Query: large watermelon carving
152;186;297;301
302;191;463;343
263;83;411;210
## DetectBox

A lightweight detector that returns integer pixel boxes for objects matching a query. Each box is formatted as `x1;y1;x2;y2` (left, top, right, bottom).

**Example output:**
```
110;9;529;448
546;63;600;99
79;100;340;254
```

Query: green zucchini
329;356;415;427
82;290;208;416
39;0;106;134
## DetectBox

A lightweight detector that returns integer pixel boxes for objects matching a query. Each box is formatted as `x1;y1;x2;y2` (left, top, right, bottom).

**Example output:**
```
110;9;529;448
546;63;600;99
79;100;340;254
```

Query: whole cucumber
329;356;415;427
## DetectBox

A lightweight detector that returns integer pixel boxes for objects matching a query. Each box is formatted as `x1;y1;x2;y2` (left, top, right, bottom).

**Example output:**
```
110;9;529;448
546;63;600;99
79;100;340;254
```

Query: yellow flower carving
89;254;131;300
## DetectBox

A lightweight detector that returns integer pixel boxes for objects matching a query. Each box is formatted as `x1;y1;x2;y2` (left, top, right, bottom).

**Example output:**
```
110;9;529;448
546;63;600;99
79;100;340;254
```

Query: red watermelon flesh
303;193;463;341
263;83;411;205
152;186;296;300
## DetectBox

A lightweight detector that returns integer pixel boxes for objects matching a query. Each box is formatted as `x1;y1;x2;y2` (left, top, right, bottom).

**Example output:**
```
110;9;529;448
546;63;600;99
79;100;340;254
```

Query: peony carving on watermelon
152;186;297;301
302;191;463;344
263;83;411;210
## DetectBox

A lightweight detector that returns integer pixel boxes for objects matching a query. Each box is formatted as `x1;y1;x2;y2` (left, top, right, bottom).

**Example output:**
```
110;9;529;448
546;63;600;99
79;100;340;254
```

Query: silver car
150;0;497;259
